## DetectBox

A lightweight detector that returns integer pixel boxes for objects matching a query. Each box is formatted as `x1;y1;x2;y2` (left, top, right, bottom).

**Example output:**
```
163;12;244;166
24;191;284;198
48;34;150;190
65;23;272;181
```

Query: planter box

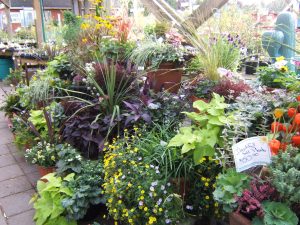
229;212;251;225
147;62;182;93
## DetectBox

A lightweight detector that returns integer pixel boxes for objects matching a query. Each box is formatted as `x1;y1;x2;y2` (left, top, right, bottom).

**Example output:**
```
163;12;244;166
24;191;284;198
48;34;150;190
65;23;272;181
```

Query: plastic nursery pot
229;212;252;225
147;62;183;94
37;166;55;177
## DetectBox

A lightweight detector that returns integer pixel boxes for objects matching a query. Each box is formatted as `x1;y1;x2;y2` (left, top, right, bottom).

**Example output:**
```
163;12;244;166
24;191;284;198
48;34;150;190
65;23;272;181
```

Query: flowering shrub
103;129;184;225
25;142;58;167
184;157;222;218
258;56;296;88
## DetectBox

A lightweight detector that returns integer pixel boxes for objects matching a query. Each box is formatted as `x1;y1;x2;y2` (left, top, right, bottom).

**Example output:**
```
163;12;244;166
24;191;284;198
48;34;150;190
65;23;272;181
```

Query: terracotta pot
37;166;55;177
229;212;251;225
190;96;210;113
147;62;182;93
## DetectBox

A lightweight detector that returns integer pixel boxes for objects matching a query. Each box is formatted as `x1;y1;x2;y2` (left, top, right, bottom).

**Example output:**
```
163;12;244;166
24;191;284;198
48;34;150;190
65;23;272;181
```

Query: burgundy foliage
236;178;276;218
212;77;251;100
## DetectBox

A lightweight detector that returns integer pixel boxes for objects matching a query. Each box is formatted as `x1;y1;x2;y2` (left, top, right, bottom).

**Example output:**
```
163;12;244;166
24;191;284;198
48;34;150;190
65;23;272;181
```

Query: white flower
186;205;193;210
161;185;165;190
139;201;144;206
274;60;287;69
165;219;171;224
148;103;161;110
160;140;167;146
150;186;155;192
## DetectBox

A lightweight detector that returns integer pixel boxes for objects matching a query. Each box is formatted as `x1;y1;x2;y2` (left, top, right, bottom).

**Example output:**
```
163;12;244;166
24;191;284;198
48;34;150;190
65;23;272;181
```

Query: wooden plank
33;0;45;47
0;0;10;7
4;2;12;38
184;0;229;28
83;0;90;15
72;0;80;16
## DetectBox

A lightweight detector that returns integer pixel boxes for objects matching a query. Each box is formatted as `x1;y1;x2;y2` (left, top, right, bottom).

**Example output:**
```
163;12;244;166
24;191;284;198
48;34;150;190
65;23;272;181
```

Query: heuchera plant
236;178;276;218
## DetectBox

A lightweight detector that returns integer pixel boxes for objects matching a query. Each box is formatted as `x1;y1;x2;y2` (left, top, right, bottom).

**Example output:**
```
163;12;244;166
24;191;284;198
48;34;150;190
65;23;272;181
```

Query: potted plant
24;142;58;176
130;34;186;93
213;168;299;225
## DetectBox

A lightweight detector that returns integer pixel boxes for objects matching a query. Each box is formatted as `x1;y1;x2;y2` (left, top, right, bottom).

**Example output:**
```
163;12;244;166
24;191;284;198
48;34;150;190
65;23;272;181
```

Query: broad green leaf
193;100;208;111
193;145;215;165
181;143;195;154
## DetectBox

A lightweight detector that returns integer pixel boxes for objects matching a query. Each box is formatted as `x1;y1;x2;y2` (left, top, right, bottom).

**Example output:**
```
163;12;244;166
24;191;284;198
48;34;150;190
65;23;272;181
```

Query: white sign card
232;136;272;172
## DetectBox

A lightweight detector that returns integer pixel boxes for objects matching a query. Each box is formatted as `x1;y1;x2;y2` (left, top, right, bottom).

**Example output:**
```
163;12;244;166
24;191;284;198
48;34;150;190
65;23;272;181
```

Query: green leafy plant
168;93;232;164
129;38;185;69
31;173;77;225
62;160;105;220
56;144;83;175
189;36;241;81
4;68;22;86
213;169;250;212
269;146;300;205
252;201;298;225
257;57;297;88
24;142;58;168
0;93;23;118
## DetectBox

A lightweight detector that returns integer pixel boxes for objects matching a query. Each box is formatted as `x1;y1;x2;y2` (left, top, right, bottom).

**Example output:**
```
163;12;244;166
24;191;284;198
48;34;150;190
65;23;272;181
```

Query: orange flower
287;108;297;118
269;139;281;156
274;108;284;119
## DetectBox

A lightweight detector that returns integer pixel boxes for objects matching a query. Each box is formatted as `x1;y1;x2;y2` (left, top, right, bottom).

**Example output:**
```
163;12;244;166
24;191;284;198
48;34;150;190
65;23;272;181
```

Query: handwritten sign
232;136;272;172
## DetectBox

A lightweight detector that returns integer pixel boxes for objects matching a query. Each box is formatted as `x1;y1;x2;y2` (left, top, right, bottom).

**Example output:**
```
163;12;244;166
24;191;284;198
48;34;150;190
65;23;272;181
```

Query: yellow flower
144;207;148;211
205;182;209;187
149;216;157;224
82;38;88;43
276;56;285;62
51;156;56;161
280;66;288;72
81;23;90;30
274;108;284;119
205;195;210;200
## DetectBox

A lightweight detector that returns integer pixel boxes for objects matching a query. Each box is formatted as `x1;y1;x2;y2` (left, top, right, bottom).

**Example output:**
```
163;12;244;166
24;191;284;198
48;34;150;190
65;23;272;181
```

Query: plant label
232;136;272;172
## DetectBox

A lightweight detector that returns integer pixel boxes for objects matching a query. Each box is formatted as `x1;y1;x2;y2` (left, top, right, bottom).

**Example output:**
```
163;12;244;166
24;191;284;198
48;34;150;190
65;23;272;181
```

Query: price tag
232;136;272;172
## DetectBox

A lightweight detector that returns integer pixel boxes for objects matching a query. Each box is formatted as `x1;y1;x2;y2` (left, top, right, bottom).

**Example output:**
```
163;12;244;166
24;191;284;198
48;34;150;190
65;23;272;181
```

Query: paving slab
0;176;32;198
7;210;35;225
11;152;25;164
0;213;7;225
0;165;23;182
0;189;35;217
25;171;40;188
0;155;16;168
18;162;37;175
5;144;18;154
0;145;10;156
0;130;13;145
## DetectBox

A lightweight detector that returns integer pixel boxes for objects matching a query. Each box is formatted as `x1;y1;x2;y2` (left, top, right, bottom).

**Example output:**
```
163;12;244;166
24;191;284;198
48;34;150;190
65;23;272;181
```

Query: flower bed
0;5;299;225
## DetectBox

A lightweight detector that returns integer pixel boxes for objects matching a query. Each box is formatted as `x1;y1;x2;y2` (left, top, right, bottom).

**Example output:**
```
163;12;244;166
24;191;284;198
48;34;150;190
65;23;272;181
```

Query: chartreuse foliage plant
252;201;298;225
31;173;76;225
213;169;250;213
168;93;232;164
